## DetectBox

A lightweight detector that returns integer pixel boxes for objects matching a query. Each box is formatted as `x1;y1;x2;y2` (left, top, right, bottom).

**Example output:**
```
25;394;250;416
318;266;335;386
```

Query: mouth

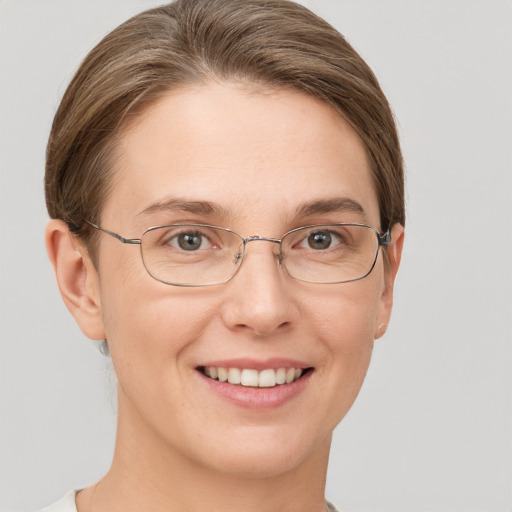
197;366;313;388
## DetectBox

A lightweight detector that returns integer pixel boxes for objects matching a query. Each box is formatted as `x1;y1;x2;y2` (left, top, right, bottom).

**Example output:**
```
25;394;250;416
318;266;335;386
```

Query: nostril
251;319;292;337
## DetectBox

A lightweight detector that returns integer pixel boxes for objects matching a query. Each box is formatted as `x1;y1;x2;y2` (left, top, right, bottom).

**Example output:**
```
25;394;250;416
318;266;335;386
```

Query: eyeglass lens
139;224;382;286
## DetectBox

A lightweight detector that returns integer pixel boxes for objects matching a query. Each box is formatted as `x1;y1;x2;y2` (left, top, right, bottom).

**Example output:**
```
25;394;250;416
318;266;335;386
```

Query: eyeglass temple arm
378;229;391;246
85;221;141;245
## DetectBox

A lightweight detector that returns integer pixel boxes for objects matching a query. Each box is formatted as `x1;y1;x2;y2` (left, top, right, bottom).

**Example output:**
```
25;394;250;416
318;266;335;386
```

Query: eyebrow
295;197;367;219
137;196;367;223
137;198;229;218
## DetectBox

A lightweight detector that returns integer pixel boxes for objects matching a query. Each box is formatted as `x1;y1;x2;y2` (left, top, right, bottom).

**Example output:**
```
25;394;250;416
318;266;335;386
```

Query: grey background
1;1;510;511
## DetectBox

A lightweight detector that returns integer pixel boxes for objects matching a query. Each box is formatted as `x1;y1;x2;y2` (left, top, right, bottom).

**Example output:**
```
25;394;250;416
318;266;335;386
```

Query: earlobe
375;223;404;340
45;219;106;340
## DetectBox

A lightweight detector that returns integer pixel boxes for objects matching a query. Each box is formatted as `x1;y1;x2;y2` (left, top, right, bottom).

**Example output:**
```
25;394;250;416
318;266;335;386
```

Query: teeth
202;366;307;387
241;369;258;387
258;369;276;387
228;368;241;385
217;367;228;382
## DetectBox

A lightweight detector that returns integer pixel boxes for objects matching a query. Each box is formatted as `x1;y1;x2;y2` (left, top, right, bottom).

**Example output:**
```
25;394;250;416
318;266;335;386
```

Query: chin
188;424;333;479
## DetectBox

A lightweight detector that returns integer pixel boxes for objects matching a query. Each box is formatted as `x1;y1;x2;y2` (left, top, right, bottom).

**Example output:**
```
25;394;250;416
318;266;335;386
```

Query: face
83;83;402;478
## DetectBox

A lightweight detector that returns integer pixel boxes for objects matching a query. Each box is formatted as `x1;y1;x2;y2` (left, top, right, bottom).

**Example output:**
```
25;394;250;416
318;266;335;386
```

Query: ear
374;223;404;339
45;219;106;340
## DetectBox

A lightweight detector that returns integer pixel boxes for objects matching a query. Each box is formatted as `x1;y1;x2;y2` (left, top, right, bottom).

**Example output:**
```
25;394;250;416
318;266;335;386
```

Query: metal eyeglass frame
85;220;391;286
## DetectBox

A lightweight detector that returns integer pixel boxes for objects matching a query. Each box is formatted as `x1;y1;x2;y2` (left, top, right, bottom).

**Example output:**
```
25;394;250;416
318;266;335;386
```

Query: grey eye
307;231;332;250
176;232;204;251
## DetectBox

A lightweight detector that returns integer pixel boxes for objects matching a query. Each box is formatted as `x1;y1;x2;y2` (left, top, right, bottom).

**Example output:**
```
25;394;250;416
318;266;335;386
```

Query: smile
199;366;310;388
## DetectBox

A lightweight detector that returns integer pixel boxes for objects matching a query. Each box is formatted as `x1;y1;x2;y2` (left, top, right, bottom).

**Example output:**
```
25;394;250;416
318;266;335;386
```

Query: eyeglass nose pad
233;242;245;265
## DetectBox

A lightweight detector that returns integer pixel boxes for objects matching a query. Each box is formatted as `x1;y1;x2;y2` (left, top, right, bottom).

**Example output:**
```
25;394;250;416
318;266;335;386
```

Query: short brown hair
45;0;405;259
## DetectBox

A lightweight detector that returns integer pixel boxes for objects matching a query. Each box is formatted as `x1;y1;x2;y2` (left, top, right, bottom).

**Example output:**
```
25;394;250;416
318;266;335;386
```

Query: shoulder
38;490;78;512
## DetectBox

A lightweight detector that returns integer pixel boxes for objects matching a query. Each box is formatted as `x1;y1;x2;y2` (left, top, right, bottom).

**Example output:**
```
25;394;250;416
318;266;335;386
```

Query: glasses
86;221;391;287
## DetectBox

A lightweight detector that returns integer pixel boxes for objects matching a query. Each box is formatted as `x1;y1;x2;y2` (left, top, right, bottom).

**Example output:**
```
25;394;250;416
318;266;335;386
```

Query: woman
42;0;404;510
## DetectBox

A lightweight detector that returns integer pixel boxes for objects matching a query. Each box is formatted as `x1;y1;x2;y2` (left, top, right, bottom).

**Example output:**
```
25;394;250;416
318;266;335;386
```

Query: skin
46;82;403;512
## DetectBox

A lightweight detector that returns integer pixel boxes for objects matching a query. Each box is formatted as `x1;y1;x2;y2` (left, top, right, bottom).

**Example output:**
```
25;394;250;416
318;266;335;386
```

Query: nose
220;240;300;337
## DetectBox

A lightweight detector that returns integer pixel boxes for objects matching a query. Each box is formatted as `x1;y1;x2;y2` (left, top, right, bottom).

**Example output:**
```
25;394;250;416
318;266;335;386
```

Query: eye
169;231;211;251
302;230;341;250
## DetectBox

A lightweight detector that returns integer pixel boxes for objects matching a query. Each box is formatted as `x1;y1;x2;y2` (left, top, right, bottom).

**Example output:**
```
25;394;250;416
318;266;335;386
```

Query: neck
76;392;331;512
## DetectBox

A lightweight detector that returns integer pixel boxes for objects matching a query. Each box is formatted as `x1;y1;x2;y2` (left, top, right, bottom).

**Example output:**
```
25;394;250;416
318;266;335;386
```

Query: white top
38;491;77;512
39;490;342;512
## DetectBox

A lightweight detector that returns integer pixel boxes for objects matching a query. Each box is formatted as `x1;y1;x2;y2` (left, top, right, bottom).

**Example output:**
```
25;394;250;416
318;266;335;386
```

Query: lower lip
198;370;313;409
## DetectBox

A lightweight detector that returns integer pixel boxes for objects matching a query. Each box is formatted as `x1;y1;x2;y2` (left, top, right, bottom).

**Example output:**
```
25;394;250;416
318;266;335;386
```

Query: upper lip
198;358;312;371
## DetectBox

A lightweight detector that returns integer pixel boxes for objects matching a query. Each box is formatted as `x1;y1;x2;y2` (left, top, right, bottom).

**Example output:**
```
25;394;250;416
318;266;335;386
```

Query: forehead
106;82;379;230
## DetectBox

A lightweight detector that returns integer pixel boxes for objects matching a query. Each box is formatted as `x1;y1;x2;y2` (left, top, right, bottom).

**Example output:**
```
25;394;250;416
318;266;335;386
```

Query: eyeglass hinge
379;229;391;245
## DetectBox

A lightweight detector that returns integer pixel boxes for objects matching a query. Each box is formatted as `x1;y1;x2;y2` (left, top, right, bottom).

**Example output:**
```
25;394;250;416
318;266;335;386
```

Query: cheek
302;279;382;420
101;287;222;425
103;289;214;358
315;292;375;384
306;276;383;350
97;249;216;371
